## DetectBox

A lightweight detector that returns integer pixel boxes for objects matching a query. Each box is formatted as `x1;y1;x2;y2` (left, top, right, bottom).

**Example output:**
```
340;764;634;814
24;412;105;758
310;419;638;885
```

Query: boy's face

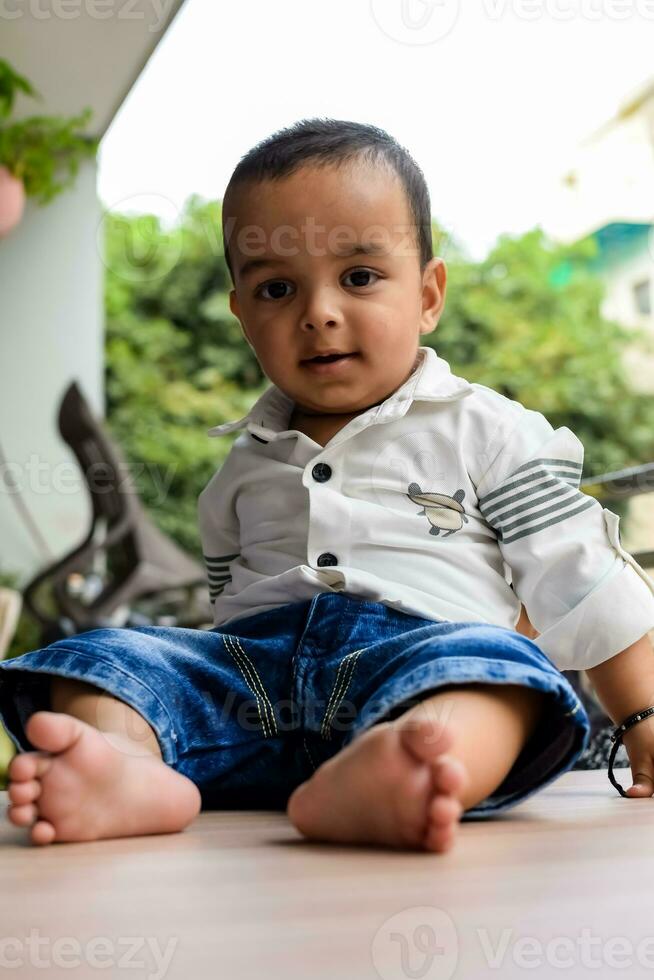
226;160;446;418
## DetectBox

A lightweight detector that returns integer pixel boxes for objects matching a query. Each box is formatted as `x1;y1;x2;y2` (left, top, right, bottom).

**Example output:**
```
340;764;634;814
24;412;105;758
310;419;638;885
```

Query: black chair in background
23;382;212;644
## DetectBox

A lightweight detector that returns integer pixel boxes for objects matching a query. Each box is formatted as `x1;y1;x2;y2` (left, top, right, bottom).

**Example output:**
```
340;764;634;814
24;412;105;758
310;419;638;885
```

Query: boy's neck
292;398;382;421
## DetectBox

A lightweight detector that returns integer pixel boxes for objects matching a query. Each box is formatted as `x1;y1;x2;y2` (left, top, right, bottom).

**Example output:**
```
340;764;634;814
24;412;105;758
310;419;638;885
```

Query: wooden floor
2;769;654;979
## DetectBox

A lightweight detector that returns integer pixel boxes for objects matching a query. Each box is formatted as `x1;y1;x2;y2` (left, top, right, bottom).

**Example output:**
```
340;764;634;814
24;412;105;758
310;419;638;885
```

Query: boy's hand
620;721;654;797
583;632;654;798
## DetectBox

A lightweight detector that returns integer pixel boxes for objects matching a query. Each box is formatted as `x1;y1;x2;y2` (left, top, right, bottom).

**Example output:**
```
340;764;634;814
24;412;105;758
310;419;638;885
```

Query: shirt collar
207;345;473;442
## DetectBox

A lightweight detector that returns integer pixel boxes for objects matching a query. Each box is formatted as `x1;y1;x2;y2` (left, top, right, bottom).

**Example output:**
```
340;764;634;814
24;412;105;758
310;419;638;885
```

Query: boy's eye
255;280;294;301
342;268;379;288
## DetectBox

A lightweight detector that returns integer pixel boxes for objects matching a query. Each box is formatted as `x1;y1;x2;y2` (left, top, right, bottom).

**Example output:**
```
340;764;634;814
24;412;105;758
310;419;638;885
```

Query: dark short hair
221;117;434;282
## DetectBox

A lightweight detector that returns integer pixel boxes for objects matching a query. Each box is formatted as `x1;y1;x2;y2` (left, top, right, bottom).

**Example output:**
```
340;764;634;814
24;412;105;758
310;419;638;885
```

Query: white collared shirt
198;345;654;670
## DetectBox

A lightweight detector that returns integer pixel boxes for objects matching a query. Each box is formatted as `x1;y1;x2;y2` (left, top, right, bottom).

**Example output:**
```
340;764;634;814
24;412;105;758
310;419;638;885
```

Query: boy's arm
584;632;654;726
472;400;654;673
472;398;654;794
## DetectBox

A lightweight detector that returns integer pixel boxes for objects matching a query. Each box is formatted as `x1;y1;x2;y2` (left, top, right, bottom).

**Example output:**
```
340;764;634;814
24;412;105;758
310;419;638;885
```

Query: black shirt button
317;552;338;567
312;462;332;483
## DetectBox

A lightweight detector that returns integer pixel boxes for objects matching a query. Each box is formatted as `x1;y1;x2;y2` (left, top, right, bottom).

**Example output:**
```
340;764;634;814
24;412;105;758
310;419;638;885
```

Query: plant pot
0;165;26;238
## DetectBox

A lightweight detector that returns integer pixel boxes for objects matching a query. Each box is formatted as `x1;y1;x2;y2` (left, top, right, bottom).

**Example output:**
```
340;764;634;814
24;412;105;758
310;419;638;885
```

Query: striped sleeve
202;551;240;606
197;460;241;607
479;451;592;545
476;404;654;671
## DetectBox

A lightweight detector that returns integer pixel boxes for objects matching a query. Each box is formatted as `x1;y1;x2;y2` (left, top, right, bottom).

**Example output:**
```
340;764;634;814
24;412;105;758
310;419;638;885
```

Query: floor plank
2;769;653;979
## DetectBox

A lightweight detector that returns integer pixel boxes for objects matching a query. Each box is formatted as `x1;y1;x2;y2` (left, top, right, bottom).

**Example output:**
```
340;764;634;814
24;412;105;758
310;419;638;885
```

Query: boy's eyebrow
237;241;390;280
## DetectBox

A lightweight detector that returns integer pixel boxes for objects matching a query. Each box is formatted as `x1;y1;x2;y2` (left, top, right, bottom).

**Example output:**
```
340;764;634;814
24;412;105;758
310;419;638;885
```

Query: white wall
0;159;103;584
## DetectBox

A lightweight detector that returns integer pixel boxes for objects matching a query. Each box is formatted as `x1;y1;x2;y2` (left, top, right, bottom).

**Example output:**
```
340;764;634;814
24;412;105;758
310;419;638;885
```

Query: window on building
633;279;652;316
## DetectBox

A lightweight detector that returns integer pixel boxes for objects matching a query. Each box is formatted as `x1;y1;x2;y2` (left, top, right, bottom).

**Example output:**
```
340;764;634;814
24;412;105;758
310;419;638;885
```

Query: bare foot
287;716;468;852
6;711;201;845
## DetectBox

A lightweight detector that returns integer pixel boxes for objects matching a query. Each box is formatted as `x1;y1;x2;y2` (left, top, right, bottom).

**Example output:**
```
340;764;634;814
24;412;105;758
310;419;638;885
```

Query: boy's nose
299;289;343;331
301;317;338;332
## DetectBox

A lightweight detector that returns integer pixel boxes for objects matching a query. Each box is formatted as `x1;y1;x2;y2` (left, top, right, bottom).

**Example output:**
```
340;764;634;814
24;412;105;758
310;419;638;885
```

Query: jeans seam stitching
303;735;319;771
222;634;272;738
321;648;365;740
232;635;278;735
319;655;351;740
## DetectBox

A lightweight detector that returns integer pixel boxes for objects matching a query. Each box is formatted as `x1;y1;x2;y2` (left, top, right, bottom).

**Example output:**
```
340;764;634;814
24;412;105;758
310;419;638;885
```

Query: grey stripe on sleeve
478;457;596;544
204;553;239;603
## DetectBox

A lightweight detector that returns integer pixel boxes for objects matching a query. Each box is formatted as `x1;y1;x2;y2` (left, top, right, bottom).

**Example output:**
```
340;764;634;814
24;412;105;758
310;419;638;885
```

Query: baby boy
3;118;654;852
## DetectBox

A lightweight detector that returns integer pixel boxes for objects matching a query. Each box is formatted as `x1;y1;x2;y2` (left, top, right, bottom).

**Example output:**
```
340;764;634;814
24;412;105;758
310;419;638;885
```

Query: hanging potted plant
0;59;99;238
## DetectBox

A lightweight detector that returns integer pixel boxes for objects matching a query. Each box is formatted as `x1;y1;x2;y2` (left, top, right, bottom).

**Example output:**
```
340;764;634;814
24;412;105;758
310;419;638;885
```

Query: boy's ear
419;257;447;336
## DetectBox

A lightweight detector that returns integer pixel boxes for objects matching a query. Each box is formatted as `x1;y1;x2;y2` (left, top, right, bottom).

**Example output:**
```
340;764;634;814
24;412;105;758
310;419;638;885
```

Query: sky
97;0;654;262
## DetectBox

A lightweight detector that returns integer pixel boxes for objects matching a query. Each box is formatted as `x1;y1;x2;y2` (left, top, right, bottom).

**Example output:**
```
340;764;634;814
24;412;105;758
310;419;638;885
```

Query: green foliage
104;196;265;556
0;60;36;119
0;570;41;661
0;730;11;790
0;58;98;204
104;204;654;555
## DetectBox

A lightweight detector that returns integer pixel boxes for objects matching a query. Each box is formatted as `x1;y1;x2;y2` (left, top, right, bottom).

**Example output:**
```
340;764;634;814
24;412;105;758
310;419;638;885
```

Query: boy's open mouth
302;352;357;364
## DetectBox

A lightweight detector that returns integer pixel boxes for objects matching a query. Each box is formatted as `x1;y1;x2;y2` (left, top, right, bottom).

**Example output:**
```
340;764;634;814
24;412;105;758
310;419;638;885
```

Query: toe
400;716;453;763
432;754;469;797
286;780;317;836
25;711;84;754
8;779;41;805
424;801;462;851
7;802;38;827
423;791;464;852
428;794;463;826
31;820;56;845
8;751;52;782
424;821;458;853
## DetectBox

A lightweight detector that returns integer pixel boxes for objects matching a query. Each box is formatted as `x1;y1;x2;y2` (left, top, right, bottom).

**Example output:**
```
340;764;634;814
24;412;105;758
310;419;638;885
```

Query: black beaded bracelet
608;705;654;797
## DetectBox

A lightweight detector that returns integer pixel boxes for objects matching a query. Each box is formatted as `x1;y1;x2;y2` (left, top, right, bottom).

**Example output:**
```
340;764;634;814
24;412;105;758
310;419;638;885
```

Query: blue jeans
0;592;590;818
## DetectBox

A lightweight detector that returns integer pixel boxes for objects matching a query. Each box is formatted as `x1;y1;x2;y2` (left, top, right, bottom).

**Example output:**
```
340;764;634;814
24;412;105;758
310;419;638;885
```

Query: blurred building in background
547;76;654;394
546;76;654;551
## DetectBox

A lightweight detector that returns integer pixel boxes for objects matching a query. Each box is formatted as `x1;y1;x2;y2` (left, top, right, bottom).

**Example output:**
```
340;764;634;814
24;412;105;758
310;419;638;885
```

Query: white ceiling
1;0;186;137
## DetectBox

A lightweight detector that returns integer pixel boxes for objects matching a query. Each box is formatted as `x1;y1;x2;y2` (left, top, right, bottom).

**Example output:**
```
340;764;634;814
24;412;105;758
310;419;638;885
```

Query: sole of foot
6;711;201;845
